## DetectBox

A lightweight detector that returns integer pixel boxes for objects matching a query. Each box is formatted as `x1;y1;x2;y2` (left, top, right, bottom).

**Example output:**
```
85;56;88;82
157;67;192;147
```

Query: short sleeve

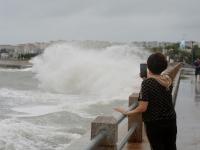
138;79;151;102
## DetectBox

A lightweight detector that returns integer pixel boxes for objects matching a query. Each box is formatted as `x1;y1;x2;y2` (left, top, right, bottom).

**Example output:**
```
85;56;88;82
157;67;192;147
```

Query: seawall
0;60;32;69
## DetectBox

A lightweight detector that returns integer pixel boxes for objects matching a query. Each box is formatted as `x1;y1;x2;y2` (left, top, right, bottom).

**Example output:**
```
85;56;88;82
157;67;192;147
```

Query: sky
0;0;200;44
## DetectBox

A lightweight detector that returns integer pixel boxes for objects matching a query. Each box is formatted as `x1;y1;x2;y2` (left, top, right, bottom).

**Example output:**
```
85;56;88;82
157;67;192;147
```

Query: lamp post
191;41;194;63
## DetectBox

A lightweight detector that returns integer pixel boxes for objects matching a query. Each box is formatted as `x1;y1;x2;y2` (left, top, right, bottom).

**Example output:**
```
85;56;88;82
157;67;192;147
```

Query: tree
193;45;200;60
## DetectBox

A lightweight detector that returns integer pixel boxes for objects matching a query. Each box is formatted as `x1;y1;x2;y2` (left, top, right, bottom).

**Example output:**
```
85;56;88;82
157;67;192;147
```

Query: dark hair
147;53;168;75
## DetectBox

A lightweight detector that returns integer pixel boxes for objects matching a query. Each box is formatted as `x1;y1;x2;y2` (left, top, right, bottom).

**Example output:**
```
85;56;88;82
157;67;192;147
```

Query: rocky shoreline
0;60;32;69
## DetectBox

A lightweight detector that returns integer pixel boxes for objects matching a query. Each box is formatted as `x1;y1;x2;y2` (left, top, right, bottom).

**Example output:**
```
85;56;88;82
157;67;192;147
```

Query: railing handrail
172;68;182;106
84;101;138;150
116;100;138;124
85;129;107;150
117;122;138;150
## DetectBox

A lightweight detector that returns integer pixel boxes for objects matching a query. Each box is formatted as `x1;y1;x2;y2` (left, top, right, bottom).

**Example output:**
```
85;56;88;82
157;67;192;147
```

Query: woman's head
147;53;168;75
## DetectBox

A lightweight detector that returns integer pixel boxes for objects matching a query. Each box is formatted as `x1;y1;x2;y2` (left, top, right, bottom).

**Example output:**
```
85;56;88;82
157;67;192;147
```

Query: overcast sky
1;0;200;44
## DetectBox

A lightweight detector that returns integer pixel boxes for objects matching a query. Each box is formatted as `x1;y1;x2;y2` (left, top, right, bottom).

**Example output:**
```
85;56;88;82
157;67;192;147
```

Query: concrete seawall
0;60;32;69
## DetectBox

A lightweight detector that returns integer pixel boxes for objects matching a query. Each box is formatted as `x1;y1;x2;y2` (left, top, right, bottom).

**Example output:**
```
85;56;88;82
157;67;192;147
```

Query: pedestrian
114;53;177;150
193;58;200;80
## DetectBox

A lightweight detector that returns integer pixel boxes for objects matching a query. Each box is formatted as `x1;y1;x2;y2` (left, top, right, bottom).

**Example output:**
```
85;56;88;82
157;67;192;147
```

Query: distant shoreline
0;60;32;69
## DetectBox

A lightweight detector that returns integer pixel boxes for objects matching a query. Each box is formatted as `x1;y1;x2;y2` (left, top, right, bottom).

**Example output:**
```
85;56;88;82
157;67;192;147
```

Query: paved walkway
176;68;200;150
124;68;200;150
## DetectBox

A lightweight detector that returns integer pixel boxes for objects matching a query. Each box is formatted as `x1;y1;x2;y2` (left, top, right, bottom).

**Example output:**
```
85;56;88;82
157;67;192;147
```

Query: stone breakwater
0;60;32;69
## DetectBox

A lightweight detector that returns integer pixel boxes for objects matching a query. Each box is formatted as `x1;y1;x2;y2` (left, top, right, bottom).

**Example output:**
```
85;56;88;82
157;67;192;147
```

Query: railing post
128;93;143;143
91;116;118;150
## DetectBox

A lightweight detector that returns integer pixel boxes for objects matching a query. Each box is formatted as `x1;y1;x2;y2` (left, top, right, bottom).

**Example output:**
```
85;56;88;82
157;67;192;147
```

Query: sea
0;41;149;150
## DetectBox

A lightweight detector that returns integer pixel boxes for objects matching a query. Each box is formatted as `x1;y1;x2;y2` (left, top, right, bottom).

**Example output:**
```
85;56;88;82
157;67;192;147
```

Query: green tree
193;45;200;60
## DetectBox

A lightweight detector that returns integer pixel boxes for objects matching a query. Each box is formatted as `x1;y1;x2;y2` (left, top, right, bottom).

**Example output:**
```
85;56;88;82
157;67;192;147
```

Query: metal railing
85;129;107;150
117;122;138;150
85;97;140;150
172;68;182;106
116;101;138;124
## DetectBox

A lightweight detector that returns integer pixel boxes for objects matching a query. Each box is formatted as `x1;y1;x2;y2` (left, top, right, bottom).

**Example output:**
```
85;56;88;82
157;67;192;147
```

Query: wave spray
31;42;149;99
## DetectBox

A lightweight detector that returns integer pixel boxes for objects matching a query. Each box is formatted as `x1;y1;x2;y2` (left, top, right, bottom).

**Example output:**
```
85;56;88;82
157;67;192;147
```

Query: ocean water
0;41;149;150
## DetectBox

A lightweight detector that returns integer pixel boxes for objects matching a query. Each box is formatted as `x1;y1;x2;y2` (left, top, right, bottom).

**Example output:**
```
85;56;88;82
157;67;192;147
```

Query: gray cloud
0;0;200;44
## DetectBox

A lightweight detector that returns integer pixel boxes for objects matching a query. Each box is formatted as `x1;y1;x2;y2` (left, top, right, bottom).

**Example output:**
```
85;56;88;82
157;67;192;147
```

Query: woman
115;53;177;150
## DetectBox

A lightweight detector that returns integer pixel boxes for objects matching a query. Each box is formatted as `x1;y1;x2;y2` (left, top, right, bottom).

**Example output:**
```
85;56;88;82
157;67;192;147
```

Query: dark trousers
144;119;177;150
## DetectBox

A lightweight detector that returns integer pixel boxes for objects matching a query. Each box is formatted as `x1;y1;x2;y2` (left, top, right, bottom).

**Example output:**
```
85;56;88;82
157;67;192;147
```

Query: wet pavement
176;68;200;150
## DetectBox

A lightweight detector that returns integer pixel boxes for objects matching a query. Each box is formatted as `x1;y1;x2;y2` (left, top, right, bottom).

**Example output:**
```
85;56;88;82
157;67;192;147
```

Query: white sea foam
0;118;80;150
0;88;101;118
31;42;148;99
12;105;62;117
20;67;32;72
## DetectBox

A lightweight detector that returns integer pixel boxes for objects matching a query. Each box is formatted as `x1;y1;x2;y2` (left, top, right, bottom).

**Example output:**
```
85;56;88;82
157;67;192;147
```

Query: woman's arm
114;101;148;116
126;101;148;115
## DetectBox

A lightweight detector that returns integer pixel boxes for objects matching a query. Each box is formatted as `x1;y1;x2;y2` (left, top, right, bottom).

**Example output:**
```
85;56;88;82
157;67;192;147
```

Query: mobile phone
140;63;147;78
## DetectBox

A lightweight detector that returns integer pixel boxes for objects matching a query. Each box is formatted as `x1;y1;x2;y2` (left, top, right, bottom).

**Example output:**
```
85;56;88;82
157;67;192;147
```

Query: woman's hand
114;107;127;115
114;101;148;116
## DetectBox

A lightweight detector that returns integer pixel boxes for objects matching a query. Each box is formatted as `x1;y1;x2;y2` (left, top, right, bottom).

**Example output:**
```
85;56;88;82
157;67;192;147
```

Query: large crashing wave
31;41;149;98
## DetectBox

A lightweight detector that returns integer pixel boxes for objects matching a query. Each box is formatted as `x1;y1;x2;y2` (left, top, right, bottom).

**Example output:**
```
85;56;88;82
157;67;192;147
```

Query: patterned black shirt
139;78;176;122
